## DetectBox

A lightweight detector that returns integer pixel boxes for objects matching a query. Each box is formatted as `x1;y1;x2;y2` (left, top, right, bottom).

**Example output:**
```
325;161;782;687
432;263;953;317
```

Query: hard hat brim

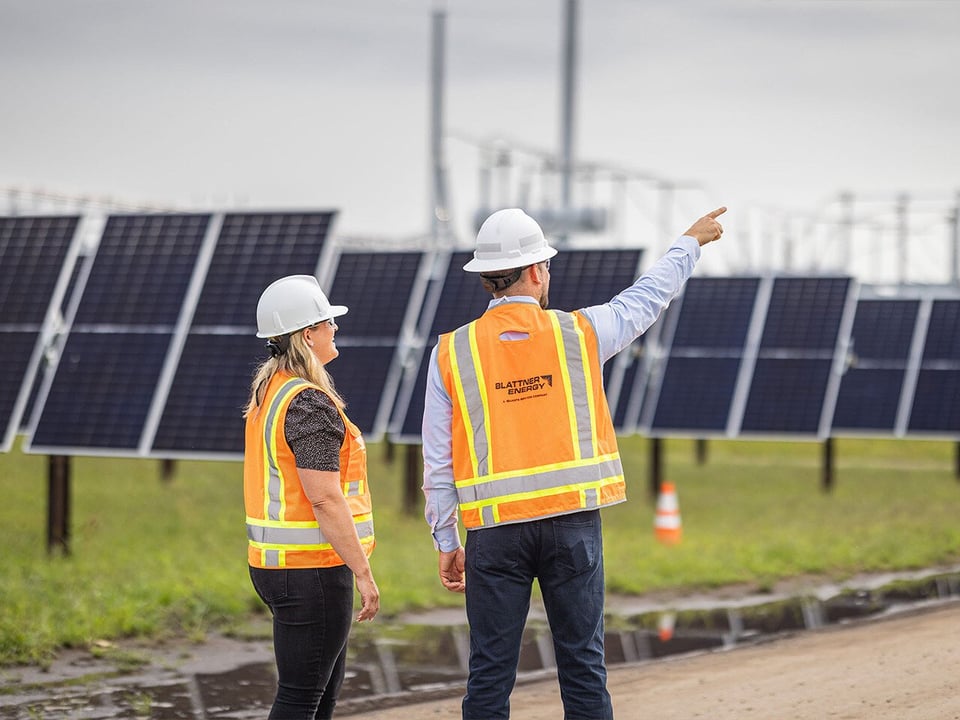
255;305;349;338
462;245;558;273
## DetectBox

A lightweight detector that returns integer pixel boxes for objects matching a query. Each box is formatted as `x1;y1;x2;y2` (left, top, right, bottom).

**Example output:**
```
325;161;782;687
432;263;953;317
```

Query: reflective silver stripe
583;487;598;509
453;325;489;476
553;312;594;459
264;549;280;567
455;456;623;505
263;378;310;521
247;518;375;546
481;506;496;527
345;481;360;496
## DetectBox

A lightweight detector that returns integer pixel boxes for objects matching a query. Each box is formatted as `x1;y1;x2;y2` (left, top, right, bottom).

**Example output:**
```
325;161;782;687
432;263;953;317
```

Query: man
421;206;725;719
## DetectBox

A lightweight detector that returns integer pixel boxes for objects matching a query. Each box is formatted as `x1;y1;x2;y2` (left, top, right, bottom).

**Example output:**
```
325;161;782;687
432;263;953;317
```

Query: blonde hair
244;328;345;418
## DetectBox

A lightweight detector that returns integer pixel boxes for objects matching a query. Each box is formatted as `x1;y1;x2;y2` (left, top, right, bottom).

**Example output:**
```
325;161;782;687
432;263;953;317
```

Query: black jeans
463;509;612;720
249;565;354;719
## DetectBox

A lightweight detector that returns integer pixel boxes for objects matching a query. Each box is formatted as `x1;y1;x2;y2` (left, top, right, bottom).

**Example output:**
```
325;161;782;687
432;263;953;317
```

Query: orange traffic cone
657;611;676;642
654;480;682;545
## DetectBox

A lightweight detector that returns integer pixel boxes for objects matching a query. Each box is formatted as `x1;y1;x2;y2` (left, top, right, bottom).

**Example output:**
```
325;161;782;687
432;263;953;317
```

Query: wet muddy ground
1;566;958;719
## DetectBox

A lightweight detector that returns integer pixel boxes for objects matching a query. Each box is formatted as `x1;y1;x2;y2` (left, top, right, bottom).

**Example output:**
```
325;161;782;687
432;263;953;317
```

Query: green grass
1;435;958;666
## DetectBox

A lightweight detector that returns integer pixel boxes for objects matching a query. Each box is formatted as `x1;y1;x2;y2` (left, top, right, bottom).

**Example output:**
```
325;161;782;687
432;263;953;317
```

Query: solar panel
26;214;213;454
388;248;645;442
908;299;960;435
389;251;489;441
831;299;920;434
641;277;761;435
739;277;855;436
319;249;428;440
151;211;336;458
0;215;79;451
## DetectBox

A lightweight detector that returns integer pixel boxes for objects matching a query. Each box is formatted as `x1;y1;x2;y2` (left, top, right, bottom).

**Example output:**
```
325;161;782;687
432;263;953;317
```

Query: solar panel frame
734;276;857;439
640;276;764;438
830;296;921;436
1;216;82;452
150;210;338;460
25;213;217;456
905;297;960;437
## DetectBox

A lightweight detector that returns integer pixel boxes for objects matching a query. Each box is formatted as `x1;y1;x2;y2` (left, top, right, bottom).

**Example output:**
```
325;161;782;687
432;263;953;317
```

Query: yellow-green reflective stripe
263;378;311;521
461;474;625;514
552;312;595;459
455;455;623;504
467;322;494;473
247;515;375;547
571;315;600;457
449;327;487;476
549;312;581;460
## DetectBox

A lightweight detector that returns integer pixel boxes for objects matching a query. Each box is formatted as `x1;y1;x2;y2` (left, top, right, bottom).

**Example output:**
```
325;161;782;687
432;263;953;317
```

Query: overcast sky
2;0;958;280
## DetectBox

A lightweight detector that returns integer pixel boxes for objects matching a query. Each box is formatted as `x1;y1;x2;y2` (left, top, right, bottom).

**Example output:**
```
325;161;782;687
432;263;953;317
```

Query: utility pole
951;190;960;286
558;0;578;244
838;191;854;273
896;193;909;285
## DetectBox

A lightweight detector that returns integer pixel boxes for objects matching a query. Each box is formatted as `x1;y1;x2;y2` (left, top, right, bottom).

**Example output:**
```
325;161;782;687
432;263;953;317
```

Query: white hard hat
463;208;558;273
255;275;348;338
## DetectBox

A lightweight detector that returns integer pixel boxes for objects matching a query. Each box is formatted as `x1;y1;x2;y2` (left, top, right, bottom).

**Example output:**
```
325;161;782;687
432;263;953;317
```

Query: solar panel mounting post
649;437;664;501
821;438;835;493
404;445;421;517
47;455;70;555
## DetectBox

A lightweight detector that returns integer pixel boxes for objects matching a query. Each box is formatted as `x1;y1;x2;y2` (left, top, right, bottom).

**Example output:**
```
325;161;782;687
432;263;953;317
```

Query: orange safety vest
244;372;375;568
437;302;626;529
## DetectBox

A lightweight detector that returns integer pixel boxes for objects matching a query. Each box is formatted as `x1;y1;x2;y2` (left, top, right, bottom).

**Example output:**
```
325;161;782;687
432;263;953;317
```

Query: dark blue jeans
463;509;612;720
249;565;354;719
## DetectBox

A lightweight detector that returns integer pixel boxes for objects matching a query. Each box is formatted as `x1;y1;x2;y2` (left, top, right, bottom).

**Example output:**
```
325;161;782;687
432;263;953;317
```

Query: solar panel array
641;276;857;438
640;278;960;439
0;216;80;451
153;212;336;457
5;210;960;458
25;211;337;458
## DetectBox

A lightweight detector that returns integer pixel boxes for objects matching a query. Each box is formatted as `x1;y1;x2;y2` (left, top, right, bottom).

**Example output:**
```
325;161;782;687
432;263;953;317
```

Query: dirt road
347;601;960;720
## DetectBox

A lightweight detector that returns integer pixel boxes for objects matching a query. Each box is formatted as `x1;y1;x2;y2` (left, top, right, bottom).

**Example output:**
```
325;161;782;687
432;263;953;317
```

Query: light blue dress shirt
421;235;702;551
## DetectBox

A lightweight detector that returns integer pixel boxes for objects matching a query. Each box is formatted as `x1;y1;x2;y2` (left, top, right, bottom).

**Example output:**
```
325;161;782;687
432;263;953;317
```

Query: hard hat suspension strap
479;267;523;293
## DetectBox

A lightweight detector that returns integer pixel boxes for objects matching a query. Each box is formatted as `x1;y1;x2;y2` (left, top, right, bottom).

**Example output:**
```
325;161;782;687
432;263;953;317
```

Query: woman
243;274;379;719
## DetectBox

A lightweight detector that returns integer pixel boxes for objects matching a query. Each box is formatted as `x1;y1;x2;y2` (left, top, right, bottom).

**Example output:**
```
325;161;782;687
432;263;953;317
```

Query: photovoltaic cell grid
646;277;761;434
741;277;853;435
320;250;426;439
390;248;645;441
832;299;919;433
909;299;960;434
27;214;211;453
0;216;79;451
153;211;336;456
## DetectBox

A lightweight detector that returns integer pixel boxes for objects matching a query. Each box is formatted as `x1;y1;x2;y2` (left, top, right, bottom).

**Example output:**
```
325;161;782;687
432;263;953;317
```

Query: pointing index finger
707;206;727;219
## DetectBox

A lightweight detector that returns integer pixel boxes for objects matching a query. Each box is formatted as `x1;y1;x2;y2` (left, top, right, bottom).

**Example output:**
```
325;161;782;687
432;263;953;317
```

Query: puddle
1;568;958;719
